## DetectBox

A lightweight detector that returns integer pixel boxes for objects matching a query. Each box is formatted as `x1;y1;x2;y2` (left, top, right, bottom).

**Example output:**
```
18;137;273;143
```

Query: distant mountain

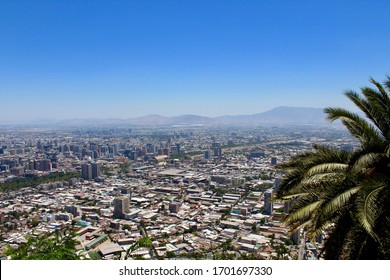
216;106;327;125
130;114;170;125
127;114;213;126
55;106;329;126
254;106;325;124
168;114;214;125
57;118;128;126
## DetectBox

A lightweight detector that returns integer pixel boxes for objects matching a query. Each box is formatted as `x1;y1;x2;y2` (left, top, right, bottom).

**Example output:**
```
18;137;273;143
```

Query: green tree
166;251;176;258
213;252;236;260
5;228;79;260
122;224;131;231
220;239;233;251
124;236;153;260
30;219;39;227
276;76;390;259
0;172;80;193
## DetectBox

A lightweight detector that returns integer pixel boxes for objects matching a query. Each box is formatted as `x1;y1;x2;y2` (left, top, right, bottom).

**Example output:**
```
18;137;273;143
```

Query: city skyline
1;0;389;122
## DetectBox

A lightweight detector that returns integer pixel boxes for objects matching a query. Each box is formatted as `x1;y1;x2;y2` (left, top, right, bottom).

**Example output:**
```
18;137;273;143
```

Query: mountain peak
47;106;330;126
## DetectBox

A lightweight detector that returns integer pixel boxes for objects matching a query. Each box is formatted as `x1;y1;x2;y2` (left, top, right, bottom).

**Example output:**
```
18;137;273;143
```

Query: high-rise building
109;144;118;156
274;177;282;192
81;163;92;181
38;159;52;172
213;147;222;157
204;150;211;160
113;196;130;219
62;144;70;153
263;190;273;215
37;141;43;150
71;145;80;153
81;148;89;158
271;157;277;166
92;150;100;159
91;162;100;179
146;143;154;154
65;205;82;217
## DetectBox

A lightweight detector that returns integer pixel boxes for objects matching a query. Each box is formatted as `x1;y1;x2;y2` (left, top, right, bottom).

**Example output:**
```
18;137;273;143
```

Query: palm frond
384;76;390;93
344;90;389;139
284;220;311;235
369;77;390;108
356;180;387;240
276;76;390;259
283;200;322;225
319;186;359;221
279;192;310;200
350;152;385;173
305;163;348;177
325;107;384;147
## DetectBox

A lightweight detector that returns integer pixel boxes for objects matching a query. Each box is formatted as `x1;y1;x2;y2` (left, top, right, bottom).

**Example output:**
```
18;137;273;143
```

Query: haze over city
1;0;389;123
2;0;390;270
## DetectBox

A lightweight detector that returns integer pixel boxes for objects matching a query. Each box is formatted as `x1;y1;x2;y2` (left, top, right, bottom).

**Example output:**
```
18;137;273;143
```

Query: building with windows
113;196;130;219
81;163;92;181
91;162;100;179
263;190;273;215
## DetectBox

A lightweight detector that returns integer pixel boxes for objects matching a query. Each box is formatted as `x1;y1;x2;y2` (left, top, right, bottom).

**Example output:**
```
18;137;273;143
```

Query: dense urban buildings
0;124;356;260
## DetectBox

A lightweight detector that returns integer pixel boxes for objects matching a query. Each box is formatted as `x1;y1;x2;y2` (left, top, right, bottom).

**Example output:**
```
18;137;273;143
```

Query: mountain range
54;106;332;126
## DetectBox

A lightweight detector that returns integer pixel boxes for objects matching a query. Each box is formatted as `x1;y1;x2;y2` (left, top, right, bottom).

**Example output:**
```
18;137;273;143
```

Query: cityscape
0;121;356;260
1;0;389;267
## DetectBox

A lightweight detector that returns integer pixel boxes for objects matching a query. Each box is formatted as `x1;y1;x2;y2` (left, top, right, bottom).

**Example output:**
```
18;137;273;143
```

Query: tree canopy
4;228;80;260
276;76;390;259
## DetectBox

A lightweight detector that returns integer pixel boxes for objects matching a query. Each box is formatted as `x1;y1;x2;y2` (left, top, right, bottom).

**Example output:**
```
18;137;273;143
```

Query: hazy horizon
0;106;343;127
1;0;389;122
2;105;324;123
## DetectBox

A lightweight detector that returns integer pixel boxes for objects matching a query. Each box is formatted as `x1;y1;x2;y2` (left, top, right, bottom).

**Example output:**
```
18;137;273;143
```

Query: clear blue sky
1;0;389;122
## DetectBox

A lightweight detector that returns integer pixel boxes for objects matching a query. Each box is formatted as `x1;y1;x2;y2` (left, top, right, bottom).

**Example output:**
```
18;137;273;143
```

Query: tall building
65;205;82;217
62;144;70;153
81;163;92;181
271;157;277;166
109;144;118;156
113;196;130;219
263;190;273;215
204;150;211;160
274;177;282;192
146;143;155;154
37;140;43;150
91;162;100;179
92;150;99;159
38;159;52;172
213;147;222;157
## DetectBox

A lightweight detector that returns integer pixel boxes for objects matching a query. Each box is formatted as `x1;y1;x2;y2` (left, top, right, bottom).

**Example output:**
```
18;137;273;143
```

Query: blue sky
1;0;389;122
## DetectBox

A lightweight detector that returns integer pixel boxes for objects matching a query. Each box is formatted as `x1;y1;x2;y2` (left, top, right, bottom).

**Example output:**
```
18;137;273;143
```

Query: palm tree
276;76;390;259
